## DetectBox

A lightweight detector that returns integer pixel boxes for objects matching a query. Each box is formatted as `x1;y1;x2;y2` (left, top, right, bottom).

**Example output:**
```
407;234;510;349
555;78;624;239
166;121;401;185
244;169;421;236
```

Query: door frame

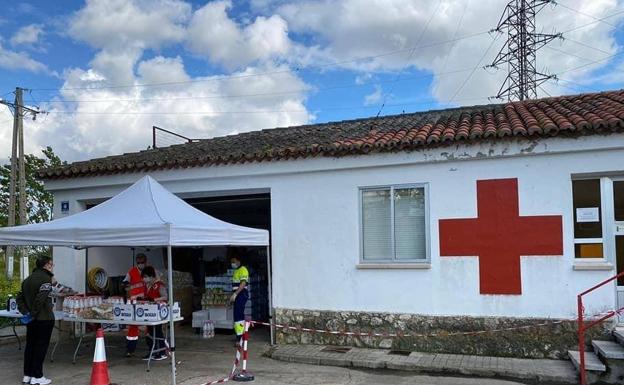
609;177;624;322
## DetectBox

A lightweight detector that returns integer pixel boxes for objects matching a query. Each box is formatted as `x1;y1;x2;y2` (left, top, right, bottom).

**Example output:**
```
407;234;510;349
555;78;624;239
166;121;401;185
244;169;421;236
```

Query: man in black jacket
18;256;55;385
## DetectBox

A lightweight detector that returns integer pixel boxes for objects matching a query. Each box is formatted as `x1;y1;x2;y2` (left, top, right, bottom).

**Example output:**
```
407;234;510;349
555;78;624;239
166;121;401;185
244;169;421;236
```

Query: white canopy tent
0;175;271;385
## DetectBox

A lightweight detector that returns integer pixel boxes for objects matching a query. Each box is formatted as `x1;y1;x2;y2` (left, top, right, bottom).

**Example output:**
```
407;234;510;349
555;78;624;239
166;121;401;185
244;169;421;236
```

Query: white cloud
0;104;13;163
277;0;624;103
187;0;291;70
137;56;190;85
364;85;383;106
69;0;190;50
8;0;311;163
10;24;43;46
5;0;623;164
0;41;49;73
23;60;312;162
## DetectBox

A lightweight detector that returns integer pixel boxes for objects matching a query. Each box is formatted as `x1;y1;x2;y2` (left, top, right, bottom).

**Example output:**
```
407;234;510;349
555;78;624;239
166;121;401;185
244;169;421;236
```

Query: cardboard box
112;304;135;322
101;323;122;332
208;306;233;322
7;298;19;314
173;287;193;319
171;302;181;319
135;304;161;322
135;302;180;322
192;310;210;328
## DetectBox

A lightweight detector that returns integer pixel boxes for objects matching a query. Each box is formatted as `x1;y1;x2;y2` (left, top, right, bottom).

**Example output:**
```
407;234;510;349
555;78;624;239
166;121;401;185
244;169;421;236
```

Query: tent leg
84;248;89;294
266;246;274;346
167;245;176;385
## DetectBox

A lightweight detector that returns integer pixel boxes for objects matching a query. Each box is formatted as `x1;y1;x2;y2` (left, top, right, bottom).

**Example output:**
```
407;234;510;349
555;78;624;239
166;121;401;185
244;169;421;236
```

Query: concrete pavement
269;344;577;385
0;327;536;385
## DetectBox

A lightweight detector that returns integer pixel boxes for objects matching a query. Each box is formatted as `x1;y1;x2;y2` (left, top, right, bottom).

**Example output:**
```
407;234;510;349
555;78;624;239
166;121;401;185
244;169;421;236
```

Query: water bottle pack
202;320;215;339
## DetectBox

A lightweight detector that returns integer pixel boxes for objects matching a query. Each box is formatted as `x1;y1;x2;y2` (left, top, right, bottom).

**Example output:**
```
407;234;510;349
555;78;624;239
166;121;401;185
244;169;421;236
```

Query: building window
614;181;624;222
360;185;428;262
572;179;603;259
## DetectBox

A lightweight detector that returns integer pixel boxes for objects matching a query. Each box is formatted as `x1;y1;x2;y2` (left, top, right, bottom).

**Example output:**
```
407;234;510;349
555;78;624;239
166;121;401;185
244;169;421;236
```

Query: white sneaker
30;377;52;385
22;376;31;383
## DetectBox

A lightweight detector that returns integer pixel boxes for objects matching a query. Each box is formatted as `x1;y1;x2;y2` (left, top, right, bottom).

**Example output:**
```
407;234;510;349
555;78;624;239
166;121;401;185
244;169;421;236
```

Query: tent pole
85;248;89;294
167;245;176;385
266;245;274;345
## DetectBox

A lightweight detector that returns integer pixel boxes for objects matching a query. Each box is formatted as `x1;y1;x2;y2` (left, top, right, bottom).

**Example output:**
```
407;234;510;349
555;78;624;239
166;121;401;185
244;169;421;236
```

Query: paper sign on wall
576;207;599;223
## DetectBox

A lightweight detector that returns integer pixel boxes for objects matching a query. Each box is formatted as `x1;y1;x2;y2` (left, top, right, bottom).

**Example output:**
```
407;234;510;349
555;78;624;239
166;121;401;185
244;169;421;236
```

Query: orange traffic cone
89;328;111;385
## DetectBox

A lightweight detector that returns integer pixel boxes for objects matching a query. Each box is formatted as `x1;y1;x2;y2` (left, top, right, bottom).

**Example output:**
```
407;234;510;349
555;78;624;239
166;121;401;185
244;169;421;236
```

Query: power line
545;45;599;62
538;84;552;97
559;9;624;34
29;30;492;93
557;49;624;75
556;2;616;27
449;33;501;103
375;0;443;118
29;67;477;104
41;96;493;116
548;77;587;93
562;37;614;55
556;77;601;92
440;0;470;73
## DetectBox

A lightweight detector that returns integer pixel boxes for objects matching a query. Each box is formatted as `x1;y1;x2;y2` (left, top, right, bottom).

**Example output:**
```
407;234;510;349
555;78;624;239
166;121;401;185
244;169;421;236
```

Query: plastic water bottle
202;321;209;339
209;321;215;338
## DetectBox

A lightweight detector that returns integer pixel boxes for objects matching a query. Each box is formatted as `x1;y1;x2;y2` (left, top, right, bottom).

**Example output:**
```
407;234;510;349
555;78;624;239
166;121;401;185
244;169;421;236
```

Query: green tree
0;146;64;226
0;147;64;300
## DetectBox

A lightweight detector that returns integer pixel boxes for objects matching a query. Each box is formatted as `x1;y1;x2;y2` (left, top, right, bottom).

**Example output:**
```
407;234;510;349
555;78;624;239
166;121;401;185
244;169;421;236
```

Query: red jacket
146;280;167;303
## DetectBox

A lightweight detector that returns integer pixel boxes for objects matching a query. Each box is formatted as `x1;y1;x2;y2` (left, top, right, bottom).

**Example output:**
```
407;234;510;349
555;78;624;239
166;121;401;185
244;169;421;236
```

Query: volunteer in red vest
122;253;148;357
141;266;168;361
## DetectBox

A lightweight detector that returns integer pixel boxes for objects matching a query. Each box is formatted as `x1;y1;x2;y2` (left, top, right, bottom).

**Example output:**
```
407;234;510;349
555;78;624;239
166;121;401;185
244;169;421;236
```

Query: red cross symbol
439;178;562;295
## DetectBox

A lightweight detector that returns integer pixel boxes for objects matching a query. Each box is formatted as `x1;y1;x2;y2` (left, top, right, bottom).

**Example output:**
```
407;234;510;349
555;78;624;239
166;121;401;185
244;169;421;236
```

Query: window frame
571;177;611;263
358;183;430;264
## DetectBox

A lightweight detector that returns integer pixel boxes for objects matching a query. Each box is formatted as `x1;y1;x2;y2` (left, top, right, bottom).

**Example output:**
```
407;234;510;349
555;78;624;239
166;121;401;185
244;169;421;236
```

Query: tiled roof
41;89;624;180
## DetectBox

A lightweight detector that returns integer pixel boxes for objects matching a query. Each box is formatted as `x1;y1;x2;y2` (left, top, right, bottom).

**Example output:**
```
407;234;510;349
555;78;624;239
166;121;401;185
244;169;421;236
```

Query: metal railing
152;126;199;148
577;271;624;385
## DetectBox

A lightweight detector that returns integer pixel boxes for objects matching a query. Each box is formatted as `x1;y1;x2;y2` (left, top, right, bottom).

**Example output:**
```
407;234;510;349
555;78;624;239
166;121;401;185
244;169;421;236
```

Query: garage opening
83;192;272;341
184;193;272;337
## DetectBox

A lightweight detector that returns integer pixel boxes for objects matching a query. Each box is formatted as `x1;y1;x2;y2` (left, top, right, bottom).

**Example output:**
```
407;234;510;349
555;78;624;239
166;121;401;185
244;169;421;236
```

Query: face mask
231;262;239;269
137;263;146;270
143;277;152;285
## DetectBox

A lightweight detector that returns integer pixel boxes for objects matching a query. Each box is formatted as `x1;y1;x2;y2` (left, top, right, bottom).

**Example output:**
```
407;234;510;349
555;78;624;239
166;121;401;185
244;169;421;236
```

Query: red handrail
577;271;624;385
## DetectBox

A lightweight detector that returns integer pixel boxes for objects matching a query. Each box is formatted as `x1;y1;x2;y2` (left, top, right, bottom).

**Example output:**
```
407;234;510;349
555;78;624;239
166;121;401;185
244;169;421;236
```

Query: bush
0;257;21;309
0;257;21;328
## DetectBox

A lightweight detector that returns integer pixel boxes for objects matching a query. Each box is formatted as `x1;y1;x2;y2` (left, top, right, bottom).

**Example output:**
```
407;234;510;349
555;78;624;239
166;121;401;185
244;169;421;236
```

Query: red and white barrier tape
196;308;624;385
249;307;624;339
241;322;250;374
199;322;250;385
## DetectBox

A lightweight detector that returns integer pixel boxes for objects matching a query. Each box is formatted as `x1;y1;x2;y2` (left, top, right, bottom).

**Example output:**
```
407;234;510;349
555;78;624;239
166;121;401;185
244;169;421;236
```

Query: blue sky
0;0;622;161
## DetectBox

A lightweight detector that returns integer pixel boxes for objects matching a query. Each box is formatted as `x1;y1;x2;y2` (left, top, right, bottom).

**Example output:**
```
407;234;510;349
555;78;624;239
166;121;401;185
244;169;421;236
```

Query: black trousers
23;320;54;378
146;325;166;353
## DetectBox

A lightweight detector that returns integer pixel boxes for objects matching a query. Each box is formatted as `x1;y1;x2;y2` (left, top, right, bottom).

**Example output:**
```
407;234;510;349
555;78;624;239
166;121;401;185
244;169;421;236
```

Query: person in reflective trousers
122;253;148;357
229;252;249;343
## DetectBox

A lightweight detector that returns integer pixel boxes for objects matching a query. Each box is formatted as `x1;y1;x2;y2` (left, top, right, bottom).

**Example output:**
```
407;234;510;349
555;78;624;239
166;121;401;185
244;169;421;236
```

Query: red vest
146;280;167;303
127;266;146;300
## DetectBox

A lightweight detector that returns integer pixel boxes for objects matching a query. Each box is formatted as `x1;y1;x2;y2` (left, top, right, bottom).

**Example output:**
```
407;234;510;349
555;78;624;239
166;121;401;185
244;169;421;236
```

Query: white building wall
45;135;624;319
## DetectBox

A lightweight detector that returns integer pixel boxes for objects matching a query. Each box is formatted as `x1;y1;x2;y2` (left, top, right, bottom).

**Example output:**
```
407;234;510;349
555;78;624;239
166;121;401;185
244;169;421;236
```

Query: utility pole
5;89;20;278
1;87;40;279
17;88;28;281
487;0;561;101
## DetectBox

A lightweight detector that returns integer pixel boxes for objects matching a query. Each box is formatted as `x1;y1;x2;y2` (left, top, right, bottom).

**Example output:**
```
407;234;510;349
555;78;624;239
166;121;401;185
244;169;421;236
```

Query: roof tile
40;89;624;180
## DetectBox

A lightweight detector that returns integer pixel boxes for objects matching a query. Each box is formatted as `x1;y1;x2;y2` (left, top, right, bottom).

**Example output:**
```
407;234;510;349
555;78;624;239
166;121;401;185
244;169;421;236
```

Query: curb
268;346;578;385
